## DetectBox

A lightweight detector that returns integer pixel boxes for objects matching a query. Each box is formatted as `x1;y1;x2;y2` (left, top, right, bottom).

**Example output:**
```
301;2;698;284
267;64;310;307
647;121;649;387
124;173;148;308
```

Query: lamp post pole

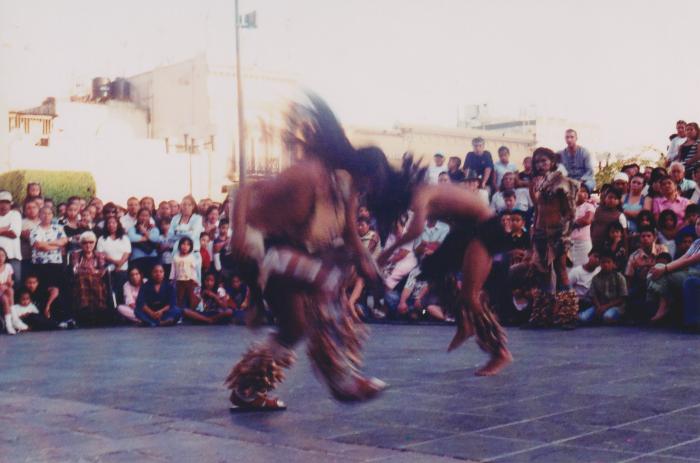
234;0;246;186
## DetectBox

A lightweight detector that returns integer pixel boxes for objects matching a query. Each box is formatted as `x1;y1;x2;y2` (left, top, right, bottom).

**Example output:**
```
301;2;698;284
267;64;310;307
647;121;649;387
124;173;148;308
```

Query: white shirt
0;210;22;260
414;221;450;250
120;214;137;232
568;265;601;298
493;161;518;188
0;263;13;285
427;164;448;184
668;136;687;162
97;235;132;271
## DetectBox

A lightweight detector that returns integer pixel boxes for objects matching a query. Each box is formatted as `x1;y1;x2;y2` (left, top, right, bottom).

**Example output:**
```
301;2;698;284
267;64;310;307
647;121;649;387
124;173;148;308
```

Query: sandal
229;391;287;412
331;376;387;402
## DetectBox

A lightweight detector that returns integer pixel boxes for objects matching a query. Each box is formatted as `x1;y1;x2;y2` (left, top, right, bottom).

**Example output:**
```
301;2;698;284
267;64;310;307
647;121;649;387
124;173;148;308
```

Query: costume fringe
553;290;579;326
465;300;508;356
224;337;296;396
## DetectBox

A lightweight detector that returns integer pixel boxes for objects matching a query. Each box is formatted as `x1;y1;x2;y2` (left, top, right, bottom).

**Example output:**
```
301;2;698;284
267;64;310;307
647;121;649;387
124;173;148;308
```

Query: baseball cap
613;172;629;183
0;191;12;203
434;152;444;158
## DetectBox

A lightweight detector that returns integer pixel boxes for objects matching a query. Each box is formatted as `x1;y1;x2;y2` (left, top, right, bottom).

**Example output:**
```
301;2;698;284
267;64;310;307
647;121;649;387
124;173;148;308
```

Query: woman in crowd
183;272;232;324
71;231;109;325
490;172;532;214
127;208;160;277
591;187;627;251
29;206;67;291
168;195;203;285
140;196;156;215
570;184;596;267
97;216;131;307
134;264;182;327
643;167;668;209
656;210;679;258
117;267;144;324
26;182;42;203
88;198;104;220
203;206;220;239
623;174;646;234
61;201;88;258
652;176;689;226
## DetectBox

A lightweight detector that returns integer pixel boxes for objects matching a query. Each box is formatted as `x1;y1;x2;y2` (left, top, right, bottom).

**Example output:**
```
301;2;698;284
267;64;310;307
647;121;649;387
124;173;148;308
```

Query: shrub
0;170;96;205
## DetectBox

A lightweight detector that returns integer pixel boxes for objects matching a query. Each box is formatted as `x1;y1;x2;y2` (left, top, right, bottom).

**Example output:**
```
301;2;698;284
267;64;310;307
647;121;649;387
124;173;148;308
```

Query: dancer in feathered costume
377;156;513;376
226;93;393;410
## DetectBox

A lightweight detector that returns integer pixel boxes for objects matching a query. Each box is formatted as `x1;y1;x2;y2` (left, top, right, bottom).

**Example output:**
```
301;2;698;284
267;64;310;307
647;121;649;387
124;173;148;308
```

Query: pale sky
2;0;700;152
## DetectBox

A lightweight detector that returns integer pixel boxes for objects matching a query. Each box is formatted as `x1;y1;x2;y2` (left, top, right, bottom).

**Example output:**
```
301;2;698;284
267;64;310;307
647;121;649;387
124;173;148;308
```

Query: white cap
0;191;12;203
613;172;629;183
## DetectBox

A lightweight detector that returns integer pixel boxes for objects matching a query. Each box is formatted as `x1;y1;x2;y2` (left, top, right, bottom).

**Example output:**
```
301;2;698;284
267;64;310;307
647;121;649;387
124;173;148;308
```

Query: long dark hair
103;216;125;239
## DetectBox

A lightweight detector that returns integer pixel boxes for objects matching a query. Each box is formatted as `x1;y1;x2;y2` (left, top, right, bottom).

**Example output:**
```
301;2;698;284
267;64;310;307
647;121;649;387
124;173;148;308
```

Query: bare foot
447;321;474;352
650;306;669;323
475;350;513;377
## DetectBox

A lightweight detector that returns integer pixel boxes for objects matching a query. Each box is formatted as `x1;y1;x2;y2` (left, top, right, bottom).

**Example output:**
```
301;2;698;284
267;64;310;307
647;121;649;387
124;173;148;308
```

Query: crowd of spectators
4;121;700;334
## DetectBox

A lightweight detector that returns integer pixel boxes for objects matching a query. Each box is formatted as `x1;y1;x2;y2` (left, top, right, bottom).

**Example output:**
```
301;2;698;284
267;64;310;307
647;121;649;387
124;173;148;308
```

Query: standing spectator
690;169;700;203
71;231;109;326
557;129;595;192
25;182;42;203
508;211;530;259
0;191;22;287
591;188;627;251
203;206;220;238
157;218;174;278
493;146;518;190
643;167;668;206
0;247;16;334
669;162;697;198
127;208;160;277
29;206;67;291
20;199;40;280
667;120;687;164
612;172;629;195
623;174;646;233
89;198;104;219
461;172;490;207
117;267;144;324
134;264;182;327
139;196;156;215
213;219;230;272
570;185;596;267
447;156;465;183
578;251;627;324
464;137;494;191
652;175;689;225
156;201;171;222
622;163;641;178
200;233;212;274
517;156;533;188
679;122;700;178
426;152;448;185
657;210;679;258
168;195;203;284
60;201;87;257
676;204;700;245
97;216;131;307
170;237;200;310
168;200;180;217
568;249;601;310
438;172;449;184
120;197;140;231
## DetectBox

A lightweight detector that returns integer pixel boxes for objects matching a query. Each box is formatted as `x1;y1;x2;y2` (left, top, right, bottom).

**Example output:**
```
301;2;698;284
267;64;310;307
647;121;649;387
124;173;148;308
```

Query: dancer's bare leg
451;240;512;376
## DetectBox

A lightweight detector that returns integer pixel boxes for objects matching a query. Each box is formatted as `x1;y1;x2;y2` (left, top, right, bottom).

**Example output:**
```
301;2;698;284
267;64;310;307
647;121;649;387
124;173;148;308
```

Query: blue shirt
558;146;595;187
168;214;203;253
127;225;161;260
136;280;176;311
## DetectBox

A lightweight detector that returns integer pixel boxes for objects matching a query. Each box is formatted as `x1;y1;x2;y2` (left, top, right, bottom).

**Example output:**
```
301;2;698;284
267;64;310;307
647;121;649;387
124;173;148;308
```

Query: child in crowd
508;211;530;253
213;219;230;272
591;187;626;250
676;204;699;245
171;237;199;310
200;232;212;274
625;226;668;320
226;274;249;325
657;210;679;258
117;267;144;324
578;251;628;324
499;212;512;234
157;219;173;278
357;216;380;260
604;222;628;272
183;273;232;324
8;290;38;333
568;249;601;310
0;247;16;334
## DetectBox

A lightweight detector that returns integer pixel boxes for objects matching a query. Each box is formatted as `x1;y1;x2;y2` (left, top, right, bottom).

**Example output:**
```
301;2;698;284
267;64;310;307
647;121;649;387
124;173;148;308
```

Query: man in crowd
447;156;465;183
0;191;22;286
625;226;668;320
666;120;687;165
493;146;517;189
558;129;595;192
669;162;697;199
464;137;494;192
120;197;140;231
426;152;448;185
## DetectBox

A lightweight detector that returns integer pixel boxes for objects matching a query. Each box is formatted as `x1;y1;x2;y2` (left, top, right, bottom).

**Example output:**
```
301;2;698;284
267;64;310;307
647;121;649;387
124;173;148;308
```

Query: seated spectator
675;204;700;247
676;231;696;259
171;237;199;310
358;217;381;260
438;172;450;184
183;272;232;324
622;174;646;233
29;206;67;291
22;274;72;328
568;249;601;310
648;217;700;322
0;247;16;334
657;210;679;258
71;231;110;326
500;212;512;234
447;156;465;183
625;226;668;321
200;232;213;275
571;185;596;267
591;187;627;250
225;274;249;325
413;218;449;260
603;222;628;272
385;267;436;320
381;215;418;293
463;137;493;192
427;152;448;185
670;162;697;199
134;264;182;327
490;172;532;213
11;288;56;332
652;175;689;226
508;211;529;265
358;206;378;232
117;267;144;324
127;208;160;278
517;156;533;188
578;251;627;324
98;216;131;307
460;172;490;207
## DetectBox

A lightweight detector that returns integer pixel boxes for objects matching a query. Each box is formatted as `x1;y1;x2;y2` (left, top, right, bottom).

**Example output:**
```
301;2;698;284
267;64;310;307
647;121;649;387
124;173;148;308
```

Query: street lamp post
234;1;256;186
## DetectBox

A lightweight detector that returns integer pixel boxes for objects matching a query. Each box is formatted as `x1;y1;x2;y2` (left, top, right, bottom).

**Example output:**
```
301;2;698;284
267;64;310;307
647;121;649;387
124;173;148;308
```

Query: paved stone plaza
2;324;700;462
